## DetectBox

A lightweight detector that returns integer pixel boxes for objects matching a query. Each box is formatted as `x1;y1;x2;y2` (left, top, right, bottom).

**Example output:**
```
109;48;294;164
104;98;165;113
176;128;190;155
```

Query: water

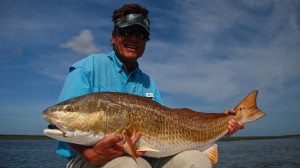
0;138;300;168
215;138;300;168
0;140;67;168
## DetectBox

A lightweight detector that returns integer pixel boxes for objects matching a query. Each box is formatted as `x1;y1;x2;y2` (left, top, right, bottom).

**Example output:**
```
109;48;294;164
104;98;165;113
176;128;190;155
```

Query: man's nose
127;33;138;41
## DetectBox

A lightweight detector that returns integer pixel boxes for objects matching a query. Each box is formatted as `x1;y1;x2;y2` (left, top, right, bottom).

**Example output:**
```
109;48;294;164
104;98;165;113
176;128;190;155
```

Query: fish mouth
45;122;75;137
43;121;106;146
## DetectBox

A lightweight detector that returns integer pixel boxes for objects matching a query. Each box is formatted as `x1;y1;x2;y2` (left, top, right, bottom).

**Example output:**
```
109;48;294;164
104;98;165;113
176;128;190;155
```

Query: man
55;3;243;168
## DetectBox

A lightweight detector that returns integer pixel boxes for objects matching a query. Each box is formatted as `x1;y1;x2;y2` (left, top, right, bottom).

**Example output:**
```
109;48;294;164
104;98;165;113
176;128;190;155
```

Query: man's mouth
125;44;137;49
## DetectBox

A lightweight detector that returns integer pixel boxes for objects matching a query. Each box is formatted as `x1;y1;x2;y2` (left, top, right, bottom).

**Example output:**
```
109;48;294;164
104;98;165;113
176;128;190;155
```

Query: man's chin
124;53;141;60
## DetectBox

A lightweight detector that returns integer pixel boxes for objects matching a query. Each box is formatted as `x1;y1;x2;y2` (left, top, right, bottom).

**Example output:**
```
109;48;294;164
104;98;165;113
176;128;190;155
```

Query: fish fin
234;90;265;124
203;144;218;164
137;147;160;152
122;129;138;158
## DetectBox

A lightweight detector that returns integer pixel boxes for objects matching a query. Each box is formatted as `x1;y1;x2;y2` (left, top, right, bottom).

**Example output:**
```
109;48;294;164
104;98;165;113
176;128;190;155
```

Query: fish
43;90;265;164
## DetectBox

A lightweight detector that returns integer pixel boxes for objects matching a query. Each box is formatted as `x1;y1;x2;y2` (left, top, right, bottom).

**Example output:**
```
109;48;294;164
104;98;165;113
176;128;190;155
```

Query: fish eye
64;105;74;112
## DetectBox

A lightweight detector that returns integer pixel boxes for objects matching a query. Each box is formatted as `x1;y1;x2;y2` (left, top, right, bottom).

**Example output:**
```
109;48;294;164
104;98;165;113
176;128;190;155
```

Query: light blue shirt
56;51;162;159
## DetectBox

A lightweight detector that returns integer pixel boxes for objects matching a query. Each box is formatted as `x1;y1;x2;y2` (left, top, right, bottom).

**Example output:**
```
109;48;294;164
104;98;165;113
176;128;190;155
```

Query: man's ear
112;32;116;44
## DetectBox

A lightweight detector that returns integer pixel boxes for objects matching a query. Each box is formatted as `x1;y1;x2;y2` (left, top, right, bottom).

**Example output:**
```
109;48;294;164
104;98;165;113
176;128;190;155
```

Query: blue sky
1;0;299;136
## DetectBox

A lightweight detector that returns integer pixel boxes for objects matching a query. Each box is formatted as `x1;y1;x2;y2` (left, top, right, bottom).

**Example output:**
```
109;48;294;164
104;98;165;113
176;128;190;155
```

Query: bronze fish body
43;90;265;163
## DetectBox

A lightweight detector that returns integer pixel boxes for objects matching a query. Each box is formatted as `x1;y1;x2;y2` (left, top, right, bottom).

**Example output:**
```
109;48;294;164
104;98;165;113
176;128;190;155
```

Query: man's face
112;25;148;64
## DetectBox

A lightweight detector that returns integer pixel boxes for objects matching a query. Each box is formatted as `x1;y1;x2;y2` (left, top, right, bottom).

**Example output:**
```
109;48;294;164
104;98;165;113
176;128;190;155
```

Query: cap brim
117;23;149;33
115;14;150;33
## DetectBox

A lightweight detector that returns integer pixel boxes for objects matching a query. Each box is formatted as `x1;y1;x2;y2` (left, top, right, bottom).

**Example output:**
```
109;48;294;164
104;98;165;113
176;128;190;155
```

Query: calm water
0;138;300;168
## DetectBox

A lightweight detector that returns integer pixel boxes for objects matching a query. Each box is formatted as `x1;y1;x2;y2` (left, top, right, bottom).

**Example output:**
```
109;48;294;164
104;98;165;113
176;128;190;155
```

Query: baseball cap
114;14;150;33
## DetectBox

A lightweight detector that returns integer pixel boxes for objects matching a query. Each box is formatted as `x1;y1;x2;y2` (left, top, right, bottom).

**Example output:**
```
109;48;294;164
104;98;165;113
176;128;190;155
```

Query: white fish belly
139;139;215;158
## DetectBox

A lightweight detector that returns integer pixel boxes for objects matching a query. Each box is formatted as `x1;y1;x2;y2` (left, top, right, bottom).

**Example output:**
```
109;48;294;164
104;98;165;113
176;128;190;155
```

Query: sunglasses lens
136;32;145;39
116;28;127;36
116;27;149;40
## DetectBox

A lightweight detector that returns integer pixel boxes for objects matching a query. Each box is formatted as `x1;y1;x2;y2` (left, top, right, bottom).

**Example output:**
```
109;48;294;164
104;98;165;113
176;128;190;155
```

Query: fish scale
43;90;265;163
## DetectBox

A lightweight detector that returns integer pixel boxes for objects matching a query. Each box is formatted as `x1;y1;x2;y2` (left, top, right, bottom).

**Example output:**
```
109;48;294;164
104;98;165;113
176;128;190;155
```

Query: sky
0;0;299;136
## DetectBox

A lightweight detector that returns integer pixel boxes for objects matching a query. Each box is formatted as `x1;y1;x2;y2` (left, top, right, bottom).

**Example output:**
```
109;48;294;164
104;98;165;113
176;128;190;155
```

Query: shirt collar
108;51;140;77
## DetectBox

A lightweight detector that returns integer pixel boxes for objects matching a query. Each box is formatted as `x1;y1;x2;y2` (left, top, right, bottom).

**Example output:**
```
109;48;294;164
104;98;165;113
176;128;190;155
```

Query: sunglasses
115;27;150;41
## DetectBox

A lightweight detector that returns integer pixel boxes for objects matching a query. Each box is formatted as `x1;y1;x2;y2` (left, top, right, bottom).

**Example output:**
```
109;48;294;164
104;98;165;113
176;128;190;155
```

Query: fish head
42;93;130;146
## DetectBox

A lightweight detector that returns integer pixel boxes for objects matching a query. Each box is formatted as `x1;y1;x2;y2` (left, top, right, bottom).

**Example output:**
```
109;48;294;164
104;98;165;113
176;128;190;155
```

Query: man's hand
130;131;145;157
224;109;244;136
70;135;125;166
69;132;143;166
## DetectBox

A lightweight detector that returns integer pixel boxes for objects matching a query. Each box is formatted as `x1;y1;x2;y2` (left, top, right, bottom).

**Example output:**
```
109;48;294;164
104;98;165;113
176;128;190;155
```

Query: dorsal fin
203;144;218;164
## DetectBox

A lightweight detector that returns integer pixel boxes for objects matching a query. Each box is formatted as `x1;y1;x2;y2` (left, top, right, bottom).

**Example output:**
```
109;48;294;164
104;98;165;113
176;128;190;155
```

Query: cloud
60;29;100;54
141;0;300;107
34;30;103;81
32;51;80;81
32;31;108;82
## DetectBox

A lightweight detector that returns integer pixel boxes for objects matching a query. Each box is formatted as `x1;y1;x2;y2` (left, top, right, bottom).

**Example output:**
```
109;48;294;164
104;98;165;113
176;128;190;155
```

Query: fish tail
234;90;265;123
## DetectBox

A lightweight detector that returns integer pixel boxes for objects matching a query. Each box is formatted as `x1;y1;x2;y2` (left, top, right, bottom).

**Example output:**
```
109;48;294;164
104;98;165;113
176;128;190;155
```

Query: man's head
112;3;150;35
111;3;150;71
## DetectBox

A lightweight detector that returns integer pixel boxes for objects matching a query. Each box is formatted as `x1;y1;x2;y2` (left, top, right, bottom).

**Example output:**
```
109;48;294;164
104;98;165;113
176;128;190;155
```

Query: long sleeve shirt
55;51;162;159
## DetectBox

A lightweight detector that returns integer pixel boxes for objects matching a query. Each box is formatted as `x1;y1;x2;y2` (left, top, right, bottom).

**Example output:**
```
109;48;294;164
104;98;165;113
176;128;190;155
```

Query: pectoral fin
122;129;138;158
203;144;218;164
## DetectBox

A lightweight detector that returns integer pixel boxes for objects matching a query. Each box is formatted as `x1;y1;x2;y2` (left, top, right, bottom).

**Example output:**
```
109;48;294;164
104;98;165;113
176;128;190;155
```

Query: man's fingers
226;119;245;137
238;121;244;129
136;150;145;157
230;119;244;129
98;135;124;148
224;109;236;115
131;131;141;144
93;135;125;156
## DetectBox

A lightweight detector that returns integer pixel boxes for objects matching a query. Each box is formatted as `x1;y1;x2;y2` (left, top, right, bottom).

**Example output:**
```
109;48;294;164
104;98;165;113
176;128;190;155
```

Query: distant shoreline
0;135;52;140
1;134;299;141
221;134;300;141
